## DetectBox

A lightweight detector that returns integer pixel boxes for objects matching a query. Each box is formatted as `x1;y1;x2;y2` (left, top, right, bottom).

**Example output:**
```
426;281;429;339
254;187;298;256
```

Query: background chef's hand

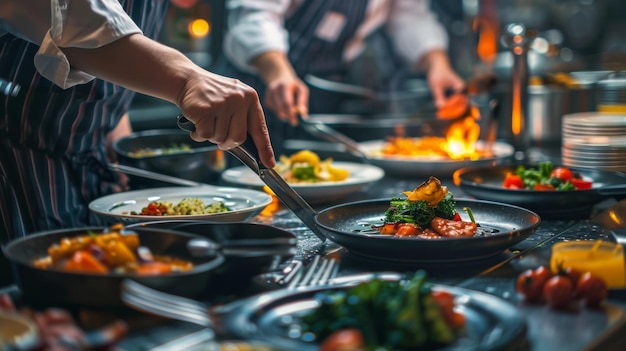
420;50;466;109
176;70;276;168
252;51;309;126
264;74;309;126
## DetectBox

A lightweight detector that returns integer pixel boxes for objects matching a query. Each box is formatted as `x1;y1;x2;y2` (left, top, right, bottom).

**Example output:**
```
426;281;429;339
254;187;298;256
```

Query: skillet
314;198;541;263
176;119;541;263
2;226;224;309
453;165;626;219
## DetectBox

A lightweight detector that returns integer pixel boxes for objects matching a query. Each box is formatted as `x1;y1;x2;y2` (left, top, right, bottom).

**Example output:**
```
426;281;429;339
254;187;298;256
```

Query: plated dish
89;186;272;223
221;162;384;203
221;272;527;351
313;198;540;263
453;164;626;219
357;139;514;177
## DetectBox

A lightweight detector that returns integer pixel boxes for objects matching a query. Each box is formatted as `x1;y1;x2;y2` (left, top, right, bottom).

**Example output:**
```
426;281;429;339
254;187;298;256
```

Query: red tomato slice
534;184;555;191
503;174;524;189
570;178;593;190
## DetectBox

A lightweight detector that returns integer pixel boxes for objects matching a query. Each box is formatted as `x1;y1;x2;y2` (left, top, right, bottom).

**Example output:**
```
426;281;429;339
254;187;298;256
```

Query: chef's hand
176;70;276;168
420;50;466;109
252;51;309;126
264;73;309;126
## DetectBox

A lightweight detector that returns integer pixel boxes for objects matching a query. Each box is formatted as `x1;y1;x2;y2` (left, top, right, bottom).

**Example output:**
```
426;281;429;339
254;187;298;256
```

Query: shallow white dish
221;162;384;203
89;186;273;223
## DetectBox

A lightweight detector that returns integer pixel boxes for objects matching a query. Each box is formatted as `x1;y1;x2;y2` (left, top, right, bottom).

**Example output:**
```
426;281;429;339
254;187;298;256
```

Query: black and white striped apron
0;0;169;242
215;0;370;155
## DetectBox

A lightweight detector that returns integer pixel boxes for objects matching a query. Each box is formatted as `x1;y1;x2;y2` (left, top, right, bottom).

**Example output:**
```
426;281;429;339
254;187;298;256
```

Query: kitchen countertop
115;171;626;351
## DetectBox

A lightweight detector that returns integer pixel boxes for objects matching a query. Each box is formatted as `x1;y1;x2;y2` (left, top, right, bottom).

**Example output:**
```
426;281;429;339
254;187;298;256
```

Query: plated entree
373;177;477;238
33;224;194;275
301;271;465;350
274;150;350;183
128;197;230;216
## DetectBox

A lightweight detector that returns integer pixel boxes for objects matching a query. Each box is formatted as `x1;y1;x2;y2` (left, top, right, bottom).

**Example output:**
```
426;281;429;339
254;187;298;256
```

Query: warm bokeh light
188;18;210;38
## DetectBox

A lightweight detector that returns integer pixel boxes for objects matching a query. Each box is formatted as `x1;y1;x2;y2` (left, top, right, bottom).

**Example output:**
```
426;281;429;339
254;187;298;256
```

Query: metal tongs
176;115;327;242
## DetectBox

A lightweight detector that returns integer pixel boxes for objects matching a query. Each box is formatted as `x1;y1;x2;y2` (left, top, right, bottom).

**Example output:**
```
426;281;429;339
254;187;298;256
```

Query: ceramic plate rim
88;186;273;221
220;161;385;189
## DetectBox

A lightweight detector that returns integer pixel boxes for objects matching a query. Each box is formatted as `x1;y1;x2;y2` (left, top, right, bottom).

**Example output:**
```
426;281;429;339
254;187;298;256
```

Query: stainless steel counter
118;174;626;351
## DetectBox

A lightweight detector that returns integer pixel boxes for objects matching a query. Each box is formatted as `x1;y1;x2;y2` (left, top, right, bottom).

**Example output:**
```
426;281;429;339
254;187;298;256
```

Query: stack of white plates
561;112;626;172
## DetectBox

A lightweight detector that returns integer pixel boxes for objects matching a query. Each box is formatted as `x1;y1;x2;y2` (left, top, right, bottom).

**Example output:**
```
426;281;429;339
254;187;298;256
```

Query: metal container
113;129;226;188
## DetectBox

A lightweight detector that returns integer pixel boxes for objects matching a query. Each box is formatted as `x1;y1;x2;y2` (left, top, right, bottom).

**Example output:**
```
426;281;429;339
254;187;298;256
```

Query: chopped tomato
570;178;593;190
135;262;173;275
64;250;108;274
534;184;555;191
503;174;524;189
452;213;462;221
431;290;465;330
550;167;574;182
396;223;419;237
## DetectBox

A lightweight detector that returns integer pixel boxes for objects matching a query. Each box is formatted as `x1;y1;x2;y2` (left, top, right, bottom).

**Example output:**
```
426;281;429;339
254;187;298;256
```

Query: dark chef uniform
0;0;169;285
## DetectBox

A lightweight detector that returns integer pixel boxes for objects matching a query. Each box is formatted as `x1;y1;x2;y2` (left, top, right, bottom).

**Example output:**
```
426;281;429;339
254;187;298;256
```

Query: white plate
221;162;385;203
89;186;273;223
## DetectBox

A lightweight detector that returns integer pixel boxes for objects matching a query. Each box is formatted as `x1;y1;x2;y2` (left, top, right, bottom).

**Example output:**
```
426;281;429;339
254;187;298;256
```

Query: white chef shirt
0;0;142;88
224;0;449;73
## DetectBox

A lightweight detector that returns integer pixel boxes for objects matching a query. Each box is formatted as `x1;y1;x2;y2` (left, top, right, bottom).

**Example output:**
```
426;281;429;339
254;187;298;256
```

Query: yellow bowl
550;240;626;289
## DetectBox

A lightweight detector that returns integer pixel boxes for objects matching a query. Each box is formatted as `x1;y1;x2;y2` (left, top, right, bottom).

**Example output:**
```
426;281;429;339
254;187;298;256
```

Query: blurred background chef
214;0;465;155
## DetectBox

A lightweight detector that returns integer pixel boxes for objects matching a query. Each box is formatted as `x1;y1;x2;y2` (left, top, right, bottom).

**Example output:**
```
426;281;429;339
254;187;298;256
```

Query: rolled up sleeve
386;0;448;69
34;0;142;88
224;0;290;73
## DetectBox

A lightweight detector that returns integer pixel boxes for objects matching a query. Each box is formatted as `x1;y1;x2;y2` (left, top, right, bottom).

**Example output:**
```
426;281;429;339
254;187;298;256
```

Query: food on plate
373;177;478;238
274;150;350;183
33;224;194;275
502;161;593;191
126;143;192;158
129;197;230;216
301;271;465;350
515;264;608;310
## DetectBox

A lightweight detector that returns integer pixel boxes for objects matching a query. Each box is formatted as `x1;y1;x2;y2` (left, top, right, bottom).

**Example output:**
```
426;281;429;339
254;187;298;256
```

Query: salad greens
384;193;457;227
515;161;576;191
301;271;458;350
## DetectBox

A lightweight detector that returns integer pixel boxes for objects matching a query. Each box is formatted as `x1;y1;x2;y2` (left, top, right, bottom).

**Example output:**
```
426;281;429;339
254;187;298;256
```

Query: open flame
382;105;483;160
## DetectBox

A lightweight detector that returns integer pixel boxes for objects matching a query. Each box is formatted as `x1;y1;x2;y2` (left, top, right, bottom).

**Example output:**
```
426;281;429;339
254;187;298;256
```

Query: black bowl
2;226;224;309
113;129;226;187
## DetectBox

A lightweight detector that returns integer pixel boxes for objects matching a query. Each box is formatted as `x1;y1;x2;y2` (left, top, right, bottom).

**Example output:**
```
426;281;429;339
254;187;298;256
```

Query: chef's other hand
420;50;466;109
176;70;276;168
264;73;309;126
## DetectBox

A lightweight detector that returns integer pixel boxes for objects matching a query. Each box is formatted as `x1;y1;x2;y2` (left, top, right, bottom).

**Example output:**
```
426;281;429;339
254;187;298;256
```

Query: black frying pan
2;227;224;309
314;199;541;263
126;220;298;292
453;165;626;219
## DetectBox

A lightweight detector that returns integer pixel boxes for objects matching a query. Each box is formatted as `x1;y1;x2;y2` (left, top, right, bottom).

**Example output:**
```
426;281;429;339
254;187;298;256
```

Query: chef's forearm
250;50;298;84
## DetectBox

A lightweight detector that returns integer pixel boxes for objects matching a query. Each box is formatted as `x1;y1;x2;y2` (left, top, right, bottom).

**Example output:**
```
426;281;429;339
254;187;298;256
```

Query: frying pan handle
176;115;263;173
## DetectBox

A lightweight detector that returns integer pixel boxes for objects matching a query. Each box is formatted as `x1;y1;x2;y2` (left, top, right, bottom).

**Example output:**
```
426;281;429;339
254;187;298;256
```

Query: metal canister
597;73;626;112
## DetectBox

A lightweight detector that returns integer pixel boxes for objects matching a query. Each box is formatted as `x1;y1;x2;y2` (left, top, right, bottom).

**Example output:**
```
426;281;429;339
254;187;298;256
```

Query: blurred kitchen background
128;0;626;148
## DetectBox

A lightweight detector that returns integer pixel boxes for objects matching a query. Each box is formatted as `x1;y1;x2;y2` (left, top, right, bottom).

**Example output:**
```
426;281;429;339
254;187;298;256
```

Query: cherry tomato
551;167;574;181
543;275;574;309
570;178;593;190
432;290;465;330
516;269;547;303
319;328;366;351
563;266;582;287
534;184;555;191
575;272;608;308
503;174;524;189
533;266;552;286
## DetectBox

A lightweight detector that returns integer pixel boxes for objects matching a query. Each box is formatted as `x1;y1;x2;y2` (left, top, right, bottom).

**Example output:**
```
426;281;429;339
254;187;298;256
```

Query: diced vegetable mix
502;161;593;191
301;271;464;350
